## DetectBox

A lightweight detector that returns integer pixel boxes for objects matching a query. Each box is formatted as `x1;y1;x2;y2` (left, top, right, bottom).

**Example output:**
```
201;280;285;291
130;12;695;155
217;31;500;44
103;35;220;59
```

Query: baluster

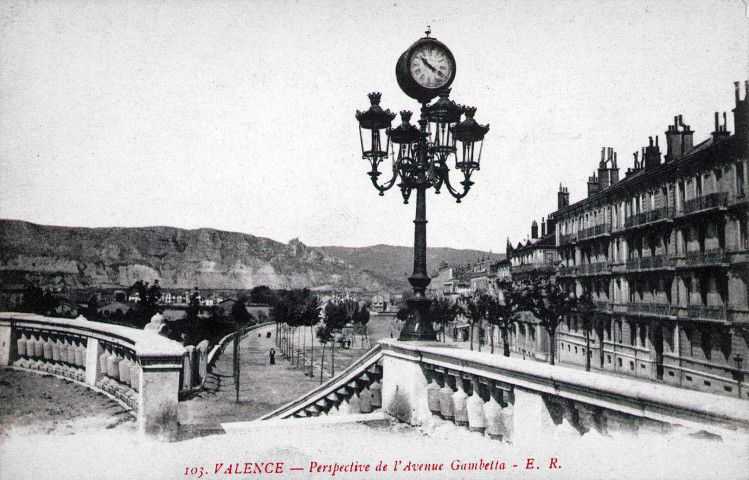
99;348;110;380
42;335;53;362
64;339;75;366
438;370;455;421
426;369;442;416
500;391;514;443
33;335;44;359
452;374;469;427
75;341;86;368
130;362;140;391
359;388;373;413
17;332;28;358
466;376;486;434
107;352;121;381
337;398;351;415
51;336;61;363
348;390;361;414
369;380;382;409
483;384;503;440
119;358;131;386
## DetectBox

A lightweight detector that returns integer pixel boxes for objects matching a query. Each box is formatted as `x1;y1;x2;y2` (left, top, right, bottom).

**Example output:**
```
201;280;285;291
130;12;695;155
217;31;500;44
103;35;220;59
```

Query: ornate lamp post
355;30;490;341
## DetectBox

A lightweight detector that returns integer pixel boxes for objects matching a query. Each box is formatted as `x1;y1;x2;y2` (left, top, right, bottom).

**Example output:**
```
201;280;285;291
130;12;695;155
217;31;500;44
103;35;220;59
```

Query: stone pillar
381;347;430;426
138;353;182;436
182;346;194;390
85;337;104;386
511;387;556;444
0;323;16;366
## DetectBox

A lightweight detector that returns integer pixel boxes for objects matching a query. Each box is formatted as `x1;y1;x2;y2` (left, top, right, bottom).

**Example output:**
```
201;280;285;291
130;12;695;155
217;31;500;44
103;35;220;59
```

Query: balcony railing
679;192;728;216
686;305;727;321
626;255;675;272
513;263;556;274
627;302;672;317
624;207;672;229
578;223;612;241
578;262;610;275
557;265;578;276
559;233;576;246
593;301;612;313
684;248;728;266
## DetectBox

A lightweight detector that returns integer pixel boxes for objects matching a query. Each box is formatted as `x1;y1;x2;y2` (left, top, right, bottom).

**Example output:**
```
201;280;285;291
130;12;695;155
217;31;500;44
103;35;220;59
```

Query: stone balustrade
259;345;384;420
0;312;186;435
379;339;749;444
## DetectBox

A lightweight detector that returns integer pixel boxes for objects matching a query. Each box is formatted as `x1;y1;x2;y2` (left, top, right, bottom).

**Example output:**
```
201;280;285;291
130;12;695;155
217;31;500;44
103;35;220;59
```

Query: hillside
0;220;502;291
316;245;504;290
0;220;385;291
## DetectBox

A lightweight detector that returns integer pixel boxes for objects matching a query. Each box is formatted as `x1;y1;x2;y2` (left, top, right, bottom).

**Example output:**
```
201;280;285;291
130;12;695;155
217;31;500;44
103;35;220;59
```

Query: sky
0;0;747;252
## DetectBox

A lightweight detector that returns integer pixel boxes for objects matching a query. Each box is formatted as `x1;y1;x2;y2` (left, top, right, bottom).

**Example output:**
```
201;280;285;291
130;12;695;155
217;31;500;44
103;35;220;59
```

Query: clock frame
395;36;456;103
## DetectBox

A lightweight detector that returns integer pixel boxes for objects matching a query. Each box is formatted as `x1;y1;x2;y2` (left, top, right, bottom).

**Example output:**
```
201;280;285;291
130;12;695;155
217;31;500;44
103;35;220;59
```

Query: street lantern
355;92;396;173
425;88;464;162
453;106;490;172
354;30;491;341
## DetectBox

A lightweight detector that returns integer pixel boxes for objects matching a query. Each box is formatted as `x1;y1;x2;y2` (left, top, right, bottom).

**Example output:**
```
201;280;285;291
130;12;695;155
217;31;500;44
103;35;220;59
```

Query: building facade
550;82;748;398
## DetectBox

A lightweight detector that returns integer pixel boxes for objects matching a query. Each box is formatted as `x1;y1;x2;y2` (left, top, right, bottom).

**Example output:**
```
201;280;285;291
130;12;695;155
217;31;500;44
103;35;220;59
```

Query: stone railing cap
379;339;749;425
0;312;185;358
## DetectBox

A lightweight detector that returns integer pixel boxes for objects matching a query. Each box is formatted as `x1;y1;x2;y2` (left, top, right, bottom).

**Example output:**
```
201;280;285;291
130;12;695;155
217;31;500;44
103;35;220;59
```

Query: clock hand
419;56;438;73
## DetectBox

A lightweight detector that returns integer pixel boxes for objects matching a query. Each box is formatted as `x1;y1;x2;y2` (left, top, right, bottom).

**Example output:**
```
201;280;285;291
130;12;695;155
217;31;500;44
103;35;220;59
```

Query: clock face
408;44;453;89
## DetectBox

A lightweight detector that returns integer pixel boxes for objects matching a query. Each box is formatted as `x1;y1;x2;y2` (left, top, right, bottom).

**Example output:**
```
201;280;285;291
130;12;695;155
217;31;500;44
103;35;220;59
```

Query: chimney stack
665;116;681;162
558;184;570;210
679;116;694;154
531;220;539;239
712;111;731;142
588;172;600;197
644;135;662;169
733;80;749;139
597;146;620;190
546;214;556;235
541;217;546;237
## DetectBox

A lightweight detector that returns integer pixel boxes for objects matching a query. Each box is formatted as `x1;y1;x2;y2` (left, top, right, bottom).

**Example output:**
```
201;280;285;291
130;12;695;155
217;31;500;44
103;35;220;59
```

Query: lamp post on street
355;29;490;341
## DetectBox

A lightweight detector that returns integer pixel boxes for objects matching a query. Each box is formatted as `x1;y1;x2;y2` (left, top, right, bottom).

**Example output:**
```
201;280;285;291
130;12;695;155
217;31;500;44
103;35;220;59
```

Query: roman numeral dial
409;44;453;89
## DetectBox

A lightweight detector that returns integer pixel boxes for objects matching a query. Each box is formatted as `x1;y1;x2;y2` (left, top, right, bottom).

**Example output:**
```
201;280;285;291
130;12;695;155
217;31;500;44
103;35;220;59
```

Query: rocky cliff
0;220;387;290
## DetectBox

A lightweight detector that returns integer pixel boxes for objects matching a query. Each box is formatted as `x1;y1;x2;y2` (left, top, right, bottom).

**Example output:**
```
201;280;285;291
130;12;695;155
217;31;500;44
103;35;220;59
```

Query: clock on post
395;29;456;103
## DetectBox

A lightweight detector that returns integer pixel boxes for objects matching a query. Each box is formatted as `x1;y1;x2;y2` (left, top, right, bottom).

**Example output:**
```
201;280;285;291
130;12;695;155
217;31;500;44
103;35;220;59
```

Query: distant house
53;301;80;318
0;284;26;311
371;293;389;312
98;301;132;318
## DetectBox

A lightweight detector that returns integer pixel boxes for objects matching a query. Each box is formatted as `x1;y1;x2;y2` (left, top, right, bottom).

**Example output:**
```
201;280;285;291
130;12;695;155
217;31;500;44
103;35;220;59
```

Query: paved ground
178;326;321;426
178;316;399;427
2;409;746;480
0;368;136;437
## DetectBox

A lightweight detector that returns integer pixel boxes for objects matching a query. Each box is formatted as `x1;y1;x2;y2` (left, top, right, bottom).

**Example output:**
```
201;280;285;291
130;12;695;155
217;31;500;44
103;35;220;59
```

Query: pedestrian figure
266;331;271;339
269;348;276;365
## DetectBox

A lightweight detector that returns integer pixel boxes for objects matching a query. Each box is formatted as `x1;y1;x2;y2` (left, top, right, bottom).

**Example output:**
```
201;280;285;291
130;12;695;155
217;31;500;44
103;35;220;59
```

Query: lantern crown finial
368;92;382;105
463;106;477;118
356;92;396;130
400;110;413;123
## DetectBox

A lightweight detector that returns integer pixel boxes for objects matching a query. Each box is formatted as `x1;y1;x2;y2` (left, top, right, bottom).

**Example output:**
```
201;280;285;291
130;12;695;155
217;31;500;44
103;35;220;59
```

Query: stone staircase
259;345;384;419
